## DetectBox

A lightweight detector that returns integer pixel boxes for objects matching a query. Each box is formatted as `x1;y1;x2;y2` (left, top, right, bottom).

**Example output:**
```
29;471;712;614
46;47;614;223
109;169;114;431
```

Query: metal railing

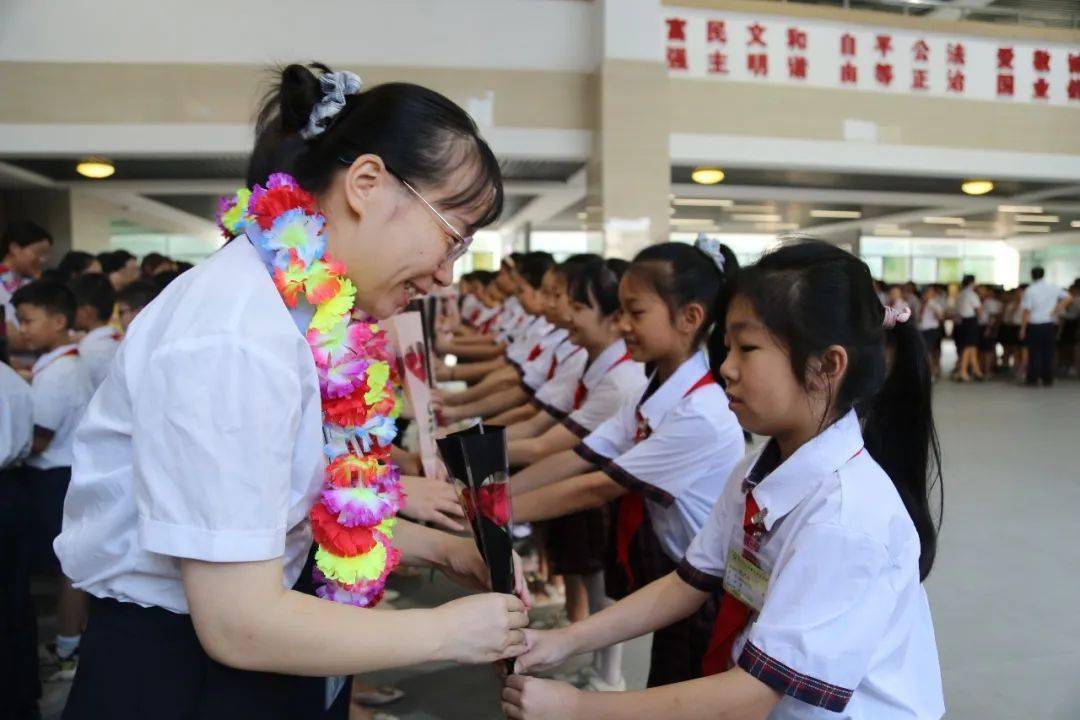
781;0;1080;29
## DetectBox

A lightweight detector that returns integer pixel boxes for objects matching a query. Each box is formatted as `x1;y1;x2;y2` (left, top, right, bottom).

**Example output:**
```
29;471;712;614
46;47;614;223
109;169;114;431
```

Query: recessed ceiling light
961;179;994;196
1072;220;1080;228
691;167;726;185
874;228;912;236
727;204;775;213
76;157;115;179
732;213;782;222
1013;225;1051;233
672;198;734;207
810;209;862;219
577;212;587;220
757;222;800;231
671;217;717;226
998;205;1042;213
1014;214;1059;223
923;216;965;225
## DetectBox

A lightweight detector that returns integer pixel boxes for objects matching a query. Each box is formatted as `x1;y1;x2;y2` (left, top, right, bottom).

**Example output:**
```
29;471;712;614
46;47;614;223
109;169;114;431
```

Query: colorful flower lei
217;173;405;607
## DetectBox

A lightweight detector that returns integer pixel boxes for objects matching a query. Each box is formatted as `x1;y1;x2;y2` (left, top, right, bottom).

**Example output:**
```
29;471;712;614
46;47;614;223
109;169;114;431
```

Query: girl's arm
509;423;578;467
442;385;527;422
506;408;558;442
516;572;709;674
513;472;624;523
489;404;537;427
504;668;779;720
510;448;593;496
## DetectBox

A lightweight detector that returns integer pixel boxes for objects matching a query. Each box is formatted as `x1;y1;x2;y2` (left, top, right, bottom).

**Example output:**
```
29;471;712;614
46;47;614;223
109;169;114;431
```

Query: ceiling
787;0;1080;28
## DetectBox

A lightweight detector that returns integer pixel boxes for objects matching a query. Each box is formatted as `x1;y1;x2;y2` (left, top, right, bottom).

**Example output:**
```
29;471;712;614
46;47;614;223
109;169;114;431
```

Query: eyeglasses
339;157;473;265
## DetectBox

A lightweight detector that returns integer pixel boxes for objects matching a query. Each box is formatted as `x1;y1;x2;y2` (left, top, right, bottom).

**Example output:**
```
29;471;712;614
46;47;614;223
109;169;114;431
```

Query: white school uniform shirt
563;339;647;438
0;362;33;468
460;293;484;325
918;298;944;330
55;238;324;614
506;315;549;365
78;324;122;389
496;296;526;342
1020;279;1069;324
979;297;1002;326
579;350;744;561
520;328;569;390
27;344;93;470
956;286;981;319
680;410;944;719
531;340;588;418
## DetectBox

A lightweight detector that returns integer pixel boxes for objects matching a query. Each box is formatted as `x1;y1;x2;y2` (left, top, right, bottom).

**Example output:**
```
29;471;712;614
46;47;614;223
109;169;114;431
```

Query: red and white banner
664;8;1080;108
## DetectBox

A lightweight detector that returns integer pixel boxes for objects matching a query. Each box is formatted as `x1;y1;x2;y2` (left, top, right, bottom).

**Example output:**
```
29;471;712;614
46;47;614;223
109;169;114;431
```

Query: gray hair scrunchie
694;234;727;274
300;70;363;140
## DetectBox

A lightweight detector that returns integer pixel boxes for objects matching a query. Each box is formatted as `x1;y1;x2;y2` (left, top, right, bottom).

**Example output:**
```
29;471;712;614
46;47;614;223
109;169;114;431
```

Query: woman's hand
439;537;533;611
398;474;466;532
502;675;582;720
435;593;529;665
513;628;576;675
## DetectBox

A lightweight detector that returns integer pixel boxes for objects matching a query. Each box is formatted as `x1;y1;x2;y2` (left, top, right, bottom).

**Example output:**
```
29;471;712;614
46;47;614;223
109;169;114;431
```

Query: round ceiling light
961;179;993;196
76;157;115;179
691;167;726;185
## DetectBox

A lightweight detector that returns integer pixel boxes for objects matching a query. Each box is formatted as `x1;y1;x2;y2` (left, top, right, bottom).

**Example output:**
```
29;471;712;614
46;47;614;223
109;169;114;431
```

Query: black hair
568;257;629;317
629;241;739;380
69;273;116;322
39;269;67;284
1031;266;1045;281
516;252;555;290
473;270;498;286
153;270;183;290
56;251;98;280
99;250;135;276
11;280;76;329
961;274;976;287
503;252;525;271
248;63;503;235
1;221;53;258
726;239;942;580
116;280;161;312
141;252;172;276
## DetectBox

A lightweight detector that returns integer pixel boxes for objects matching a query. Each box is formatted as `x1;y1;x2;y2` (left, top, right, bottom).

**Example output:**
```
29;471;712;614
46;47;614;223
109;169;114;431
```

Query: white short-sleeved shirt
1;267;31;330
520;329;569;390
679;411;944;719
27;345;93;470
956;286;981;319
506;316;551;365
531;341;588;418
55;239;325;614
0;362;32;468
563;340;647;438
918;298;944;330
1021;280;1069;324
979;297;1002;326
460;293;484;325
79;325;122;390
578;350;745;561
496;296;526;342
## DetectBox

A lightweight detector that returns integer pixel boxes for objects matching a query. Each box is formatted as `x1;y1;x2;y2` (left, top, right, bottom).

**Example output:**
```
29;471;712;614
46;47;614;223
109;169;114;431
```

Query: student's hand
502;675;581;720
513;628;576;675
437;593;529;665
512;550;533;611
437;534;490;590
399;474;465;532
431;457;450;484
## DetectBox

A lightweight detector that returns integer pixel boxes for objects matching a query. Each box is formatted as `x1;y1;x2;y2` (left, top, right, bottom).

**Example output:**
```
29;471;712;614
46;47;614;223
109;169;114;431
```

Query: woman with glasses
55;63;528;720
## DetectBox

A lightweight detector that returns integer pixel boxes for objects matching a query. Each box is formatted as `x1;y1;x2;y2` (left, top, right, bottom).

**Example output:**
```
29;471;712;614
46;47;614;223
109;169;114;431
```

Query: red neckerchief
573;351;632;411
545;338;581;381
616;371;716;589
33;347;80;378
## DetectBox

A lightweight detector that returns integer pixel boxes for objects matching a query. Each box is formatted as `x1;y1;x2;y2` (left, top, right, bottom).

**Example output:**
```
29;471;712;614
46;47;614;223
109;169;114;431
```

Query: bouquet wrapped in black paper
436;424;515;598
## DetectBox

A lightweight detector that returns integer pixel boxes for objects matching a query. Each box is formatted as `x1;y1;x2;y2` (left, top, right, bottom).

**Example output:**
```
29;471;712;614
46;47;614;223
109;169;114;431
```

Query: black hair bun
278;63;330;134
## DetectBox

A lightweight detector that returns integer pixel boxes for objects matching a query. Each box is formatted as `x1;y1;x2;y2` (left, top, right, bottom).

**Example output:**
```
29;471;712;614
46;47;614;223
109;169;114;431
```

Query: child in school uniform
0;360;38;718
114;279;162;332
505;240;945;720
10;280;94;682
509;240;744;691
70;273;121;390
507;257;645;464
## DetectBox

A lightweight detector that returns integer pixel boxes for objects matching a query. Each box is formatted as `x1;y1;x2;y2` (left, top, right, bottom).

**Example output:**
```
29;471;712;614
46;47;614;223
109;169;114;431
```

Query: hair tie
883;303;912;329
301;71;363;140
694;234;726;274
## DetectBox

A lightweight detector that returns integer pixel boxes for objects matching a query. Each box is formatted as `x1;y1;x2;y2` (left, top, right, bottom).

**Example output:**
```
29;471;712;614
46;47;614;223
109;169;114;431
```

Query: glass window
862;255;884;280
938;257;961;284
882;256;909;283
912;257;937;284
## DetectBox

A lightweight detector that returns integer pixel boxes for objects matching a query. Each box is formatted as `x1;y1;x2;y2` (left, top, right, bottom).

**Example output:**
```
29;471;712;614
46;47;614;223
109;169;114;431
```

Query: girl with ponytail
505;239;944;720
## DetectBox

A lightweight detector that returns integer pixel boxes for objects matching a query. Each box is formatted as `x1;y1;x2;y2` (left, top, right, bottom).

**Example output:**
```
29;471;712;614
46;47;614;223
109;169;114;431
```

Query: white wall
0;0;597;71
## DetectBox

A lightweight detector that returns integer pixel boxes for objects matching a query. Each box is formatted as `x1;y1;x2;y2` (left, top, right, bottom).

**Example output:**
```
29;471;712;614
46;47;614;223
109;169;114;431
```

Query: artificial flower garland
217;173;405;608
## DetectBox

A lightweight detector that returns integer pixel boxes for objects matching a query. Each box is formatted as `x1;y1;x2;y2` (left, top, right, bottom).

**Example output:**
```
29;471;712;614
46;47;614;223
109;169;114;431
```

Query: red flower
476;483;511;526
323;389;369;427
251;185;317;230
311;502;378;556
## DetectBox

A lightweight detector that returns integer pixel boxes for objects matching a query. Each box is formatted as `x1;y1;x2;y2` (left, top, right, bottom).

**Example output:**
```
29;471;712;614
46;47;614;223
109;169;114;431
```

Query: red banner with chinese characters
664;9;1080;107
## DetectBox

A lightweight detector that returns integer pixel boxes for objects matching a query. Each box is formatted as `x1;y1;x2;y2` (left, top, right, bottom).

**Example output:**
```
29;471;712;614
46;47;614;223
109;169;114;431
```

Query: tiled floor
39;377;1080;719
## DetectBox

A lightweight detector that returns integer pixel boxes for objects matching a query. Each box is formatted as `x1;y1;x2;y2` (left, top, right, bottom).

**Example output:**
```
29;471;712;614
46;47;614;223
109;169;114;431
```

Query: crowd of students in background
878;272;1079;386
